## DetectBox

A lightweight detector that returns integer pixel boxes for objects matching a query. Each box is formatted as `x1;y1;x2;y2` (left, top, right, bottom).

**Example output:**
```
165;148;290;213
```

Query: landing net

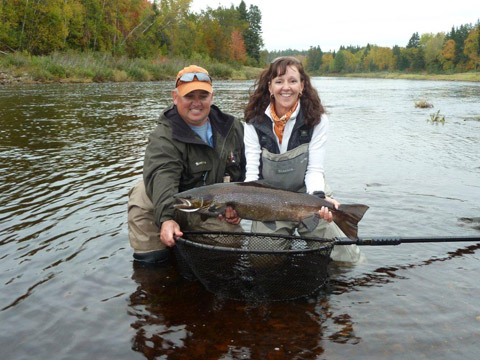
174;231;335;301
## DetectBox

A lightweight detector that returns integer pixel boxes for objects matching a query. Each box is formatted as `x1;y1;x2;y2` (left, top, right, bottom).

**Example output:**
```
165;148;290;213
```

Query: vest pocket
183;160;212;188
224;149;243;182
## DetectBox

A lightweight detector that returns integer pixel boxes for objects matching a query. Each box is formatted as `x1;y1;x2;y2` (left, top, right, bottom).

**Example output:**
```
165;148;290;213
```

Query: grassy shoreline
331;71;480;82
1;52;479;84
0;51;263;84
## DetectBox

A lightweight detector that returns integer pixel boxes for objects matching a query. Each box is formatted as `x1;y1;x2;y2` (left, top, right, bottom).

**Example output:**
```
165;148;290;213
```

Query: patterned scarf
270;99;299;144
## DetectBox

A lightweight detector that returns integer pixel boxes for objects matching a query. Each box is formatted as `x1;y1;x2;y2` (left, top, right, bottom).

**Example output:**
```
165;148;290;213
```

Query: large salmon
173;182;369;239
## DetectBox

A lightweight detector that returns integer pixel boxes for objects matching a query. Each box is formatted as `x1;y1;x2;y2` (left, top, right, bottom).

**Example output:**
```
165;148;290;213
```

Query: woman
243;56;362;262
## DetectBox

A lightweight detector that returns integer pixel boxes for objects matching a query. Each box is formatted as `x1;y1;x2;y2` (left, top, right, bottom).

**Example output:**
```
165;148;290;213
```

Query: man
128;65;245;264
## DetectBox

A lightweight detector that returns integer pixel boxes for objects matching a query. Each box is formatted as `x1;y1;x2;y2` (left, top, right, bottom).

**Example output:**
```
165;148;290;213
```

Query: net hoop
174;231;335;301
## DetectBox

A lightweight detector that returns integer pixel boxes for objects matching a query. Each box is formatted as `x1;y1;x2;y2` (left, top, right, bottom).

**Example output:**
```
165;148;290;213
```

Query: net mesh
174;231;335;301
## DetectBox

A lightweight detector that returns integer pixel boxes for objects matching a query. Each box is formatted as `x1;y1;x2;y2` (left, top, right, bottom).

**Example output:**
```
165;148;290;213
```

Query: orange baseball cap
175;65;213;96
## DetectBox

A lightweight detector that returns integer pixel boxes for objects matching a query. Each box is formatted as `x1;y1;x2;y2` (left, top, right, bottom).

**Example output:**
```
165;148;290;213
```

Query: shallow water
0;78;479;359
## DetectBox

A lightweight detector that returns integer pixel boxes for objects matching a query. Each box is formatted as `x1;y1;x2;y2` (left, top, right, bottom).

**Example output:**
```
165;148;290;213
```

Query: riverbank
0;67;262;85
0;51;262;85
1;52;479;84
338;71;480;82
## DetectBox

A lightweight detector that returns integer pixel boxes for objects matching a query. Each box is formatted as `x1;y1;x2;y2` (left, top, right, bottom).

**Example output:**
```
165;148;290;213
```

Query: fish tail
334;204;369;239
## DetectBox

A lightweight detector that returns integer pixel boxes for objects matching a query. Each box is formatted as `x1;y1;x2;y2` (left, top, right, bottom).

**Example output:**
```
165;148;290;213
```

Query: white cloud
190;0;479;51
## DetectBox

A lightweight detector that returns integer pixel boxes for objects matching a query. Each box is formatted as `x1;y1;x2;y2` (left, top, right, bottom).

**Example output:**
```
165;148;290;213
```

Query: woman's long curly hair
244;57;325;127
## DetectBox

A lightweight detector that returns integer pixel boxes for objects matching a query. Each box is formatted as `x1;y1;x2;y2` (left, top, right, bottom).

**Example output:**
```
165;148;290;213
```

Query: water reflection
329;243;480;298
128;258;365;359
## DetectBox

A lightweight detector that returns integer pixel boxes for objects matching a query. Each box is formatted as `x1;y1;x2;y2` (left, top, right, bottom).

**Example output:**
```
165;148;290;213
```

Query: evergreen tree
334;50;346;72
407;32;420;48
243;4;263;63
306;45;323;72
236;0;247;21
392;45;401;70
450;24;472;66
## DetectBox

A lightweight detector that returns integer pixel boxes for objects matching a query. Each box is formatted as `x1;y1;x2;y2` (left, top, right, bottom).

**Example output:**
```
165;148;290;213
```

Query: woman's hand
219;206;242;225
317;196;340;223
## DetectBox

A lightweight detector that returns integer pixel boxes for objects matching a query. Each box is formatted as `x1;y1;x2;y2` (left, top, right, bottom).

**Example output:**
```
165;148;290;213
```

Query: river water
0;78;479;359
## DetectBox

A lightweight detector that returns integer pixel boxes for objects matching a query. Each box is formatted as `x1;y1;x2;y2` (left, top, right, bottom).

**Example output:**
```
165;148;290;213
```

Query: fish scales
217;186;328;222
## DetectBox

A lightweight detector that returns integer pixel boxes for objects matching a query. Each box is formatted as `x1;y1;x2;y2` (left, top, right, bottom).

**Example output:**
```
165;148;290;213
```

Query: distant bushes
206;63;234;79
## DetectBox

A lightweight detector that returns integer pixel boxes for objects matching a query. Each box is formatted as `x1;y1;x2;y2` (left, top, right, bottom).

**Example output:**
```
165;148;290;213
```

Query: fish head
173;193;213;213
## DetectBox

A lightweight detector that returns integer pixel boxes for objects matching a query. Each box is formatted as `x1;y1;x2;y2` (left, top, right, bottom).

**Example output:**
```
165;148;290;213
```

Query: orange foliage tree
441;39;456;70
229;30;247;64
464;26;480;70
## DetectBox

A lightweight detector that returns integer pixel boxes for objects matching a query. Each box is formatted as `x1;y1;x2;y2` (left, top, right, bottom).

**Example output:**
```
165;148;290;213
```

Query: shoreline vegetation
1;51;479;85
0;51;263;85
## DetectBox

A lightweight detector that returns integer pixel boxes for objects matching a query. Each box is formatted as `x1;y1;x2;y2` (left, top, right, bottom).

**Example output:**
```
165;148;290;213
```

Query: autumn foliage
0;0;262;65
304;23;480;74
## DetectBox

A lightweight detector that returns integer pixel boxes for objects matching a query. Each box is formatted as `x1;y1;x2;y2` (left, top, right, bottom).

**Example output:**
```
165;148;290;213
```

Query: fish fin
312;191;326;199
263;221;277;231
237;180;279;190
333;204;369;239
207;204;225;214
302;215;320;232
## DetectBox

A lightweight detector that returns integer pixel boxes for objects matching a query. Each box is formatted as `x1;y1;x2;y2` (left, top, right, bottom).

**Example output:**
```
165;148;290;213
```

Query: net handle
181;231;480;246
335;236;480;246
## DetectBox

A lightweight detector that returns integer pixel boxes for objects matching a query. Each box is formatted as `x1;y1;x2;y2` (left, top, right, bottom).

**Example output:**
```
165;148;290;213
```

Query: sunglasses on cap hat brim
176;72;212;86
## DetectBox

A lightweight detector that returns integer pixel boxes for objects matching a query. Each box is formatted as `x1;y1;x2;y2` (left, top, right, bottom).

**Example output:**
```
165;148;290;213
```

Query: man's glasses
176;72;212;86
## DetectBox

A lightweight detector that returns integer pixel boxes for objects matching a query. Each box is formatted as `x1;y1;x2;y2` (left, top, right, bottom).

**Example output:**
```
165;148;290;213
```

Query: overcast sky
190;0;479;52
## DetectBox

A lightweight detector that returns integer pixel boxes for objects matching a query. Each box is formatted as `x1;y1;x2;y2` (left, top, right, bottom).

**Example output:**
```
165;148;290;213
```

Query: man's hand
160;220;183;247
218;206;242;225
317;196;340;223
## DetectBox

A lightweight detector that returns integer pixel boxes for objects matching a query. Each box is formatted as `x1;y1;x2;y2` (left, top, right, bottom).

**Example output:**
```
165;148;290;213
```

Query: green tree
305;45;323;73
392;45;402;70
141;0;192;58
407;32;420;48
404;47;425;71
20;0;69;54
236;0;247;21
370;46;394;71
446;24;472;69
0;0;21;50
343;49;361;72
334;50;346;72
64;1;86;50
243;4;263;64
322;53;334;73
421;32;445;72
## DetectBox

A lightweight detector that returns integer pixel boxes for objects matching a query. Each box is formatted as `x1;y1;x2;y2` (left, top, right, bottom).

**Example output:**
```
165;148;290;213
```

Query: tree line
0;0;478;75
303;22;480;74
0;0;263;66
